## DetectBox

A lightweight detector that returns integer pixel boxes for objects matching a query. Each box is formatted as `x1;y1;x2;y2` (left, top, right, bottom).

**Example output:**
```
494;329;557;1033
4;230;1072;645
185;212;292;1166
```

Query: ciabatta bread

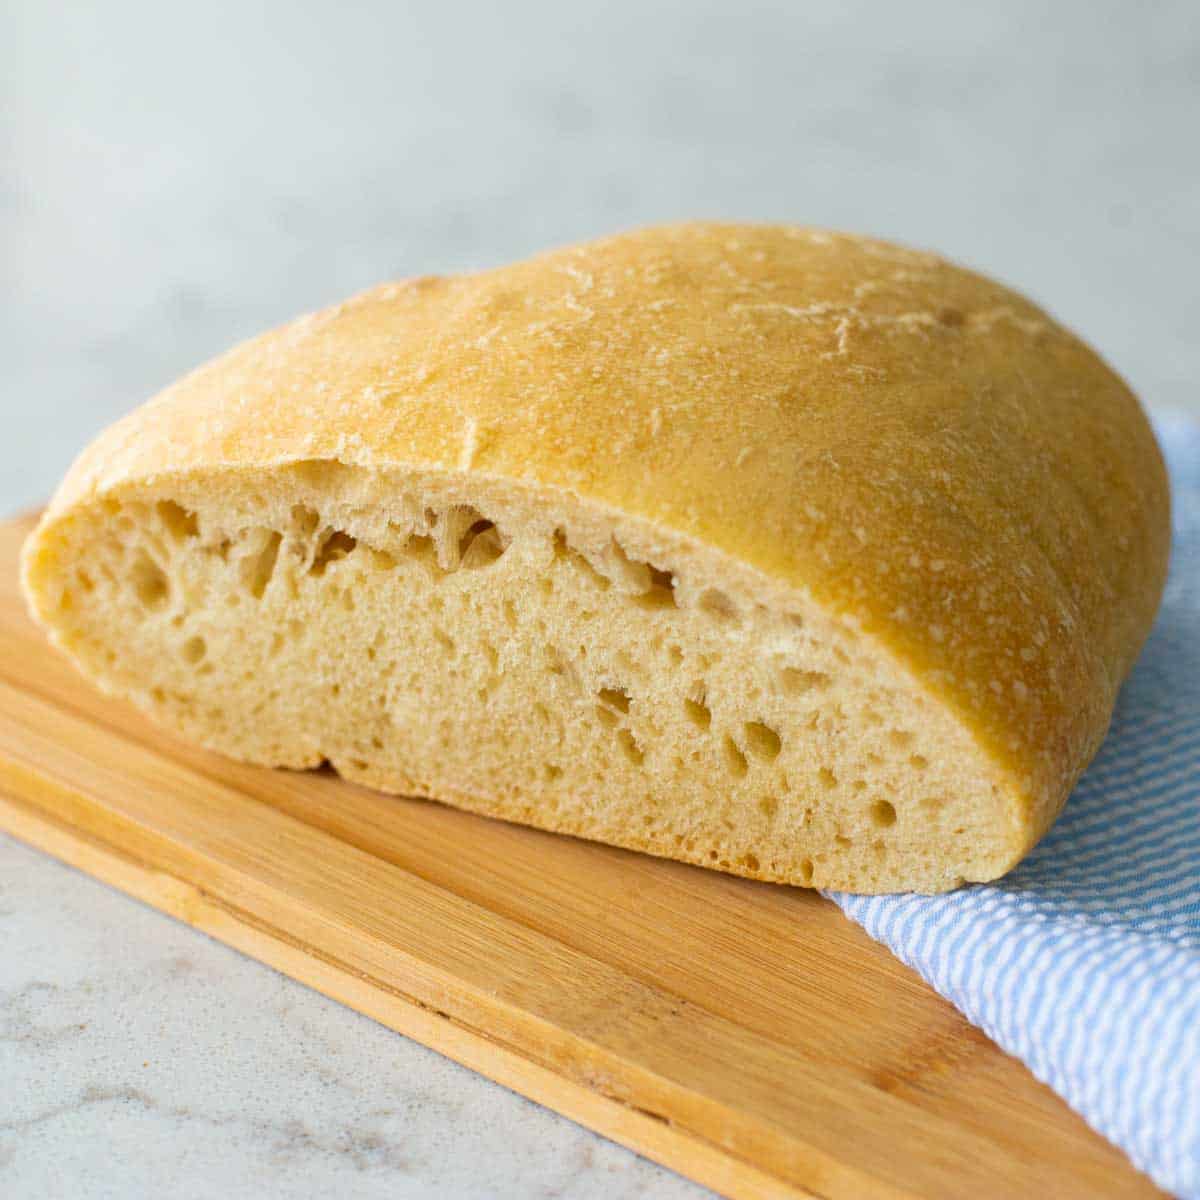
21;223;1170;892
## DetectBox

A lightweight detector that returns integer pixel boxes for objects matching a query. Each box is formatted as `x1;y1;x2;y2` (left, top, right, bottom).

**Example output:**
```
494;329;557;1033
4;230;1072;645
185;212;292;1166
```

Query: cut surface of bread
21;223;1170;893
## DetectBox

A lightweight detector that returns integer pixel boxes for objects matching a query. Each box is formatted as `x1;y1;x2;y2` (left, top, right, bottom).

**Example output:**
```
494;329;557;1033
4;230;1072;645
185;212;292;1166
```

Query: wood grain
0;514;1162;1200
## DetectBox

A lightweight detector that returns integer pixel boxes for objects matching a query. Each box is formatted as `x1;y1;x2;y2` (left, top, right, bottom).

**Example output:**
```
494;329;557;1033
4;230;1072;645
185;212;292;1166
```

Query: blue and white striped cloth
831;411;1200;1198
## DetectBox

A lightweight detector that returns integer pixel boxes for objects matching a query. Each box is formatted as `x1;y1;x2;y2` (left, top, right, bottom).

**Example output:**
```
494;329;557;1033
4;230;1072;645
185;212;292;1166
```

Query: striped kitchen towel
830;410;1200;1198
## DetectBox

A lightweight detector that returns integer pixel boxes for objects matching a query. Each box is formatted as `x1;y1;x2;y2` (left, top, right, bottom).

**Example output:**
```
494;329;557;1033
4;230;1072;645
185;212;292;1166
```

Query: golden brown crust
31;222;1170;852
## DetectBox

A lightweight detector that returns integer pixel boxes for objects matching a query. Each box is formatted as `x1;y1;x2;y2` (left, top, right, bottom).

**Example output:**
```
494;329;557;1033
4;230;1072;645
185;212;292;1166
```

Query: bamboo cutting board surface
0;514;1161;1200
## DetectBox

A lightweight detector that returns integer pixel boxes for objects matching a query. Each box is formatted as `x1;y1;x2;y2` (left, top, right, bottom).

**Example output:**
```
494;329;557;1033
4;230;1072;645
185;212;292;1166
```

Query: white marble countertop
3;1;1198;1196
0;833;708;1199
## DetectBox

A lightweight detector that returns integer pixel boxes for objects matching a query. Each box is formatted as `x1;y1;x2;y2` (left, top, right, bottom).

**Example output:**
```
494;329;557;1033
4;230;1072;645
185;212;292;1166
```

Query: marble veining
0;834;710;1199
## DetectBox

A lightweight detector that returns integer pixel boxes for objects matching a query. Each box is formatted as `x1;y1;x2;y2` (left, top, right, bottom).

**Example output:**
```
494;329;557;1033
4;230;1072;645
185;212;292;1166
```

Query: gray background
6;0;1200;517
3;2;1198;1197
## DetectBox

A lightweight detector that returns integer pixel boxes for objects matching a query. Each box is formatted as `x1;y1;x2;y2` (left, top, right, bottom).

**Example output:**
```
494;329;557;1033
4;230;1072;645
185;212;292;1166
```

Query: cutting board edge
0;783;825;1200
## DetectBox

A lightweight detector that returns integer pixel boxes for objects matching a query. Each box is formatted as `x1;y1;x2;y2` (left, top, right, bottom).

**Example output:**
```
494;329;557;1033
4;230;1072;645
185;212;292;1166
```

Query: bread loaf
21;223;1170;892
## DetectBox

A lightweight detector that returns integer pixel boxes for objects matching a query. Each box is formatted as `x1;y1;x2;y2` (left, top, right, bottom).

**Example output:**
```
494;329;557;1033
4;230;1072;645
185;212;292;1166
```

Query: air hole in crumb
742;853;760;872
870;800;898;828
130;551;169;610
779;668;830;695
595;705;619;728
459;519;507;568
758;795;779;820
544;763;562;781
181;635;206;664
722;736;748;778
635;565;677;610
888;729;914;748
818;767;838;790
698;588;738;622
799;859;814;885
533;702;551;725
743;721;781;760
243;531;283;598
909;754;929;771
683;698;711;730
433;628;456;657
835;834;852;848
544;646;573;679
503;599;519;629
402;534;439;570
553;530;612;591
290;505;320;539
617;728;644;766
598;686;631;713
310;530;357;575
157;500;199;540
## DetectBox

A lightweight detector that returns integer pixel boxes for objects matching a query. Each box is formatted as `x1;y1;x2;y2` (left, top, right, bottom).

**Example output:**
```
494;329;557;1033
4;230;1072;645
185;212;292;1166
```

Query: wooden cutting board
0;513;1161;1200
